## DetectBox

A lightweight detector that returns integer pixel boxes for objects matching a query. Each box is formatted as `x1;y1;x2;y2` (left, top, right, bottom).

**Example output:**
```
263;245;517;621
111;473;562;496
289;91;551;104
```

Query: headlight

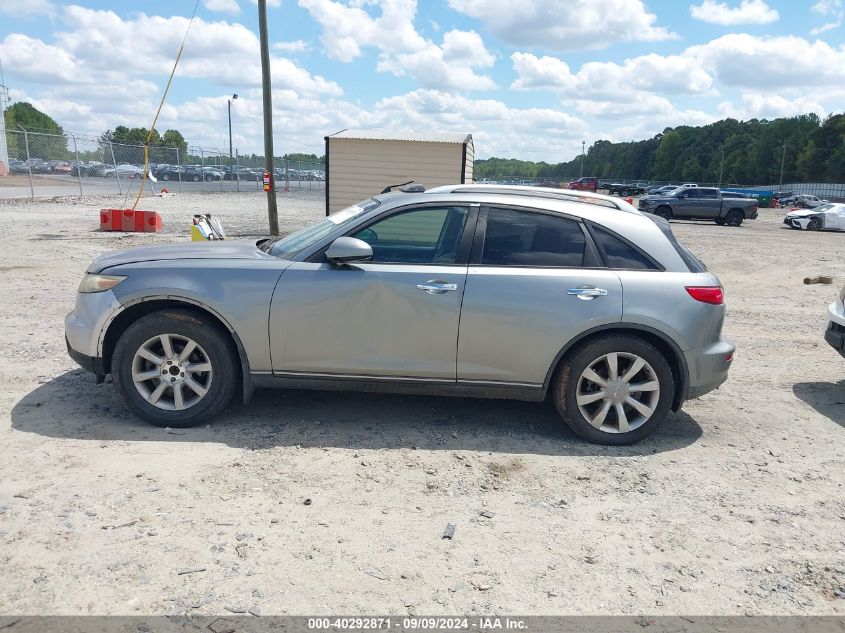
77;273;127;293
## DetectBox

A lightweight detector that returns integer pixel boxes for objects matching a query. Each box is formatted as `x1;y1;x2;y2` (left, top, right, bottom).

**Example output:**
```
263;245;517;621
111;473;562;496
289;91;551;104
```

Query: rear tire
112;310;238;428
551;336;674;445
654;206;672;221
725;209;744;226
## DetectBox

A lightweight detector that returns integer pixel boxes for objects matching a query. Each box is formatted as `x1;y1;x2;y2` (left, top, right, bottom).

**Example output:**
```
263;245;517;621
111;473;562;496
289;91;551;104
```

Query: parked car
25;158;50;173
49;160;72;174
638;186;758;226
648;185;678;195
221;165;261;181
8;158;28;174
567;176;597;192
783;203;845;231
825;283;845;358
65;184;734;445
105;163;144;178
780;194;828;209
772;190;796;204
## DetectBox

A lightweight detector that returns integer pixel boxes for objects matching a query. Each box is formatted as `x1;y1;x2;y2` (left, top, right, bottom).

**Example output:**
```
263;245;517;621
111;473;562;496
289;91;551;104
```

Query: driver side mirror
326;237;373;264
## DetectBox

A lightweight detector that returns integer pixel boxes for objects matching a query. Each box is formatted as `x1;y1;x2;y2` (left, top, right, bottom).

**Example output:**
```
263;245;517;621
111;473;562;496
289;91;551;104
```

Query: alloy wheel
131;334;213;411
575;352;660;434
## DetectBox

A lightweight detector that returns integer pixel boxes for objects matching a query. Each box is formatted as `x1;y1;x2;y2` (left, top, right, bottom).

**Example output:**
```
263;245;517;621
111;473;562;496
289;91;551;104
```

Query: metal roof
326;129;472;144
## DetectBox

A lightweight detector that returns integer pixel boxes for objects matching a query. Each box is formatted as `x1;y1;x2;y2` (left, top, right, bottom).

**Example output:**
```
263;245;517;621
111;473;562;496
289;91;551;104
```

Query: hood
88;240;273;273
785;209;819;218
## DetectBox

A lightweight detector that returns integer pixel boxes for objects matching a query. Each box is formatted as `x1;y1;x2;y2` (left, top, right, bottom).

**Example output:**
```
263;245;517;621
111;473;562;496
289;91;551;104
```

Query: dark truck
607;181;649;196
638;186;758;226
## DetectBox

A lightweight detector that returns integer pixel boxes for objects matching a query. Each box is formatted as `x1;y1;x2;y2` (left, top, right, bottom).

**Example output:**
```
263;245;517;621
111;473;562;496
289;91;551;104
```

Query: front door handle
567;287;608;301
417;280;458;295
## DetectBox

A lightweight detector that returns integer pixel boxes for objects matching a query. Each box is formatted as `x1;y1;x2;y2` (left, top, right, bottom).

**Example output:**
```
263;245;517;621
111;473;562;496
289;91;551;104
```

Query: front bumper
749;207;758;220
684;337;735;399
65;289;121;372
825;299;845;358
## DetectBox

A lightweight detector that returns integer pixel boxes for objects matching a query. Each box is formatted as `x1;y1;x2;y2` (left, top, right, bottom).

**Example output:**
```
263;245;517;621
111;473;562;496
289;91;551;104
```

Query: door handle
567;287;608;301
417;280;458;294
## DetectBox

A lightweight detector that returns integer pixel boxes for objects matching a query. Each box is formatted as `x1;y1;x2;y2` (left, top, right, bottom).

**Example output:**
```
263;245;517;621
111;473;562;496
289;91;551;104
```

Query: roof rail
428;184;637;212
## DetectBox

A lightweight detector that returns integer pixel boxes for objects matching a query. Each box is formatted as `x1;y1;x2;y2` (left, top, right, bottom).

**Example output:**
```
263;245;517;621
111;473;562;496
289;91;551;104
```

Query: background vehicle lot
0;191;843;615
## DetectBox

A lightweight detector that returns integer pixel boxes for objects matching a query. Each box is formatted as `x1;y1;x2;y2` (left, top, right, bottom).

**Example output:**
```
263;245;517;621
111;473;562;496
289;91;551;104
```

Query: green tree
3;101;68;159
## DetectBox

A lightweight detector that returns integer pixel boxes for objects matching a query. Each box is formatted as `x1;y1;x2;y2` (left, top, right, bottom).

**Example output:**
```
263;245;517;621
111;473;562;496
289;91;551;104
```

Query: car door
694;188;721;219
269;204;475;380
457;206;623;386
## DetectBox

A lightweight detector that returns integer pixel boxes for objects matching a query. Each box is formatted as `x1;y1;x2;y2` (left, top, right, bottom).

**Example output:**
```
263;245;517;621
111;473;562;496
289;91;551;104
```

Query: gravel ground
0;191;843;616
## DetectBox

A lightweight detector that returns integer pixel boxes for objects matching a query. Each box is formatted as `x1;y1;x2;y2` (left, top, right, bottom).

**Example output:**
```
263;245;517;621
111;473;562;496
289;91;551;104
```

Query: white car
825;283;845;358
104;163;144;178
783;203;845;231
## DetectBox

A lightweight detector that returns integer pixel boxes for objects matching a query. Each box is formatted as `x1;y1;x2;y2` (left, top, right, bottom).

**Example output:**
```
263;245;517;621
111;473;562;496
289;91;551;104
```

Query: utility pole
580;140;585;178
227;93;238;167
718;146;725;189
779;143;786;192
258;0;279;235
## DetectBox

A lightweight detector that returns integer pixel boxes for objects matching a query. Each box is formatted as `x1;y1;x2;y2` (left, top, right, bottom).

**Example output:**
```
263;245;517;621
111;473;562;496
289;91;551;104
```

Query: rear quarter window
590;226;659;270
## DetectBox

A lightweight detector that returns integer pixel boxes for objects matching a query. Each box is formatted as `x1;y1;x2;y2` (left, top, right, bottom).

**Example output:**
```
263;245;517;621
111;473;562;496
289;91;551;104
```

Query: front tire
112;310;238;428
551;336;674;445
654;206;672;221
808;216;822;231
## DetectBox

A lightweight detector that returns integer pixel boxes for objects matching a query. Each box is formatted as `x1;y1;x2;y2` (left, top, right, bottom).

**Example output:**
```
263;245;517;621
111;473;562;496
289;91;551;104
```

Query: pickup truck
567;176;597;191
607;182;648;196
638;186;758;226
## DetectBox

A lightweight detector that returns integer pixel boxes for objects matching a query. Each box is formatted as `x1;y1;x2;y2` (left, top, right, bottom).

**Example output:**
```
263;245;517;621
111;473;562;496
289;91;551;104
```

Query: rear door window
481;208;586;267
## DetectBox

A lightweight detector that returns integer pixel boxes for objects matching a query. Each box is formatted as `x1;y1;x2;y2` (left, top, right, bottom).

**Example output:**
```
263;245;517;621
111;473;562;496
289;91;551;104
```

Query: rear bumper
749;207;758;219
684;337;735;399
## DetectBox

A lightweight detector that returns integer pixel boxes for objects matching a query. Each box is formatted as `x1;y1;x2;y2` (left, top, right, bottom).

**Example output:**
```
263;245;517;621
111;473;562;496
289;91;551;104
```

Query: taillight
685;286;724;305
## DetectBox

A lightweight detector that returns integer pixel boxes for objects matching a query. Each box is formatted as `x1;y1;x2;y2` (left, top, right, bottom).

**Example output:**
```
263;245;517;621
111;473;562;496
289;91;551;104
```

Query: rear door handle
417;280;458;294
567;287;608;300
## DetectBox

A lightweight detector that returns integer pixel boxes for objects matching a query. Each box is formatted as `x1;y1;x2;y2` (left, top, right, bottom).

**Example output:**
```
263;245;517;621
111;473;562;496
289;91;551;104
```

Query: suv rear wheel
112;310;238;428
654;206;672;221
552;335;674;445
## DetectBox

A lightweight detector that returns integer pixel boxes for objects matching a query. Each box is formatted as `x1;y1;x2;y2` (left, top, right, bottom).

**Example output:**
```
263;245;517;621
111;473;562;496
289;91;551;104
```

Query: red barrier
99;209;162;232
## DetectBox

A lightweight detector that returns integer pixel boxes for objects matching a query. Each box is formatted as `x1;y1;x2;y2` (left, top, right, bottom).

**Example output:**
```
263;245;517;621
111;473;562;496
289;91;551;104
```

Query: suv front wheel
552;335;674;445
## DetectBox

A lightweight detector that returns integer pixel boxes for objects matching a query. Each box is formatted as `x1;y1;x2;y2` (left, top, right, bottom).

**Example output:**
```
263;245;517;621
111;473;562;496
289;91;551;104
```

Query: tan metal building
324;130;474;215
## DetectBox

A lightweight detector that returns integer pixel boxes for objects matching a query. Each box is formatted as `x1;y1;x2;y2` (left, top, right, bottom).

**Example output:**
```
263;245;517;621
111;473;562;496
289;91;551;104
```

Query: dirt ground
0;191;842;616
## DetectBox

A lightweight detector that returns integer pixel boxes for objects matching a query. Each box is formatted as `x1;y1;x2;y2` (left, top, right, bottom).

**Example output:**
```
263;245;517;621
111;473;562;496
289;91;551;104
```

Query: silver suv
65;185;734;445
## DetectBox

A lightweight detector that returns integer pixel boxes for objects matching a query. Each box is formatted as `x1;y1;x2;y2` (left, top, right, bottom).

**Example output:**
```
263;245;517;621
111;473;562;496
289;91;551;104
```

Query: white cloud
689;0;779;25
687;34;845;88
0;0;55;17
510;53;577;91
298;1;495;91
717;92;828;120
297;0;425;62
203;0;241;13
448;0;675;51
273;39;309;52
810;0;843;34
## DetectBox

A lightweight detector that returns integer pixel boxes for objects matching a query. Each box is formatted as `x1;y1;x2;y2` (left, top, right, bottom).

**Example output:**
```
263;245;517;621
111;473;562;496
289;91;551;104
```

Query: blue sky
1;0;843;160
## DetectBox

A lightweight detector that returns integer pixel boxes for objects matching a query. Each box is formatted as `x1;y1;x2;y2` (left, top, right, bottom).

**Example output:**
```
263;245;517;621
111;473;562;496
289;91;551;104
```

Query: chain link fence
0;127;325;199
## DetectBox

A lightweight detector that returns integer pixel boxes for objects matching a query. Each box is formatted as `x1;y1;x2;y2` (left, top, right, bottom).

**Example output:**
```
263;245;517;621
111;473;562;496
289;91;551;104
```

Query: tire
111;309;238;428
808;216;822;231
715;218;726;225
192;175;201;182
725;209;744;227
654;206;672;221
162;174;170;181
551;335;674;445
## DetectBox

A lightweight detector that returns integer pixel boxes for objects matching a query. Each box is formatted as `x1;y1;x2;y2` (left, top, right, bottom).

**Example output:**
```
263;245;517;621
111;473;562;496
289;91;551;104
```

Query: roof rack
430;184;636;212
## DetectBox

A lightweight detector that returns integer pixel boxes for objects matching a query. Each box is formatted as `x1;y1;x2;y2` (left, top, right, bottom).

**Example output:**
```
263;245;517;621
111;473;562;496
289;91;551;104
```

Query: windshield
269;199;380;259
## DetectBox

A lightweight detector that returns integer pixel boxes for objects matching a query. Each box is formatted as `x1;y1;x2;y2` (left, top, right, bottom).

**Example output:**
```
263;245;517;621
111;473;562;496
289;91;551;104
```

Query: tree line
475;113;845;185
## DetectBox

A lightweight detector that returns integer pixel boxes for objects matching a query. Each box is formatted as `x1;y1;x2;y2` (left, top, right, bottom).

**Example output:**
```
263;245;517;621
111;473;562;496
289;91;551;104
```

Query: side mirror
326;237;373;264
